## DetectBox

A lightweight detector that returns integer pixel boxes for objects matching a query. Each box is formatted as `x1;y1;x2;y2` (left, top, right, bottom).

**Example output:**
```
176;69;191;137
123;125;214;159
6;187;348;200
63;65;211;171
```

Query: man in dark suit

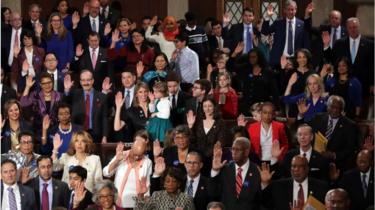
323;17;374;96
261;1;312;67
303;95;358;171
73;32;113;91
22;4;46;33
73;0;106;47
68;166;94;210
26;156;70;209
184;151;212;210
185;79;211;121
282;124;329;181
209;137;262;210
325;188;351;210
63;69;108;143
339;149;374;210
99;0;120;28
1;68;17;113
261;155;329;210
166;72;189;126
42;52;64;93
208;20;231;55
1;159;37;209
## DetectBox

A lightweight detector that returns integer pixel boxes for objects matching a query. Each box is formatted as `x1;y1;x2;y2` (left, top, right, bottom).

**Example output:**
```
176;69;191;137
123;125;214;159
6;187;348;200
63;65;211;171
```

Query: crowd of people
1;0;374;209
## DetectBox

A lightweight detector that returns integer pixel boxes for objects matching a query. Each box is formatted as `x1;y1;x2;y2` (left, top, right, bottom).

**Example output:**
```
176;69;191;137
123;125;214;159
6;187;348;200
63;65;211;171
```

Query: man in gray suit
1;159;37;210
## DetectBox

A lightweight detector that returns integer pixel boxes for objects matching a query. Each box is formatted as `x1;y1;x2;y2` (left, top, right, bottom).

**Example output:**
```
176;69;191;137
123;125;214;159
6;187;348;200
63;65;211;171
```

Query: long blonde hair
305;74;327;98
47;12;67;40
66;131;96;155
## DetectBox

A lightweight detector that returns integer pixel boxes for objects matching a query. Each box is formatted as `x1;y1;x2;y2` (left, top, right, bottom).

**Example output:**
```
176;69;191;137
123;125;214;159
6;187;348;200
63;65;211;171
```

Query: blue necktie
351;40;356;63
245;25;252;53
92;20;97;32
287;20;293;55
187;179;194;197
332;28;337;46
8;187;17;210
362;174;368;197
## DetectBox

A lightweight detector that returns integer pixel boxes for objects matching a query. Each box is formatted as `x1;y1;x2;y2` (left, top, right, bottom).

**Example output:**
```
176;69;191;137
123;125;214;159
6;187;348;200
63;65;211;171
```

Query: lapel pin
201;186;204;190
249;173;252;176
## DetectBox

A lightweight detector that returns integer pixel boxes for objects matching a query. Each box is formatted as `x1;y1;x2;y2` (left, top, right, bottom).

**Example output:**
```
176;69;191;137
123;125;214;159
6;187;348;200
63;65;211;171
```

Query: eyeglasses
20;141;33;145
41;81;53;85
98;194;114;200
185;161;200;166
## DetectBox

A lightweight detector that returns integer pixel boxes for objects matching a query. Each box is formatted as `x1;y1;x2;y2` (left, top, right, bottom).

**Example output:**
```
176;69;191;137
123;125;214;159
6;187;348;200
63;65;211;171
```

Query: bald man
325;188;350;210
103;139;152;208
338;150;374;210
260;155;328;210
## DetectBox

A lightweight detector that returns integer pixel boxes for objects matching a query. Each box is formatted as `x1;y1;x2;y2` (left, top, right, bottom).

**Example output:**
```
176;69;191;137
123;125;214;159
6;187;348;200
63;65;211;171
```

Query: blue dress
46;31;74;71
146;99;172;142
283;93;328;121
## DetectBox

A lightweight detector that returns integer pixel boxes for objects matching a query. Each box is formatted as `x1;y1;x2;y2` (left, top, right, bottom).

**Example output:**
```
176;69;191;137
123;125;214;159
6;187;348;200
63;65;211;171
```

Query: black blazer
73;16;106;47
26;177;71;209
64;89;108;142
68;189;94;210
120;106;149;142
1;85;17;113
1;182;37;210
185;97;204;120
208;160;262;210
262;177;328;210
306;113;358;171
101;7;120;28
224;23;260;53
339;168;374;210
185;175;212;210
170;91;189;127
282;148;329;181
1;26;13;71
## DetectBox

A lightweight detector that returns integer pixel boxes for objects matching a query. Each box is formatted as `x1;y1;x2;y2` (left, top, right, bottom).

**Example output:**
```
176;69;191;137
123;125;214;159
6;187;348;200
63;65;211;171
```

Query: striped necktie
8;187;17;210
325;119;334;140
236;167;243;197
187;179;194;197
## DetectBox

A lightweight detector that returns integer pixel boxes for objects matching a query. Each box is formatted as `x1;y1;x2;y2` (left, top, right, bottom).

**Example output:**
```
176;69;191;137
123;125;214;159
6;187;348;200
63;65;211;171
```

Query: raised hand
186;110;196;128
136;61;144;78
64;74;74;91
280;55;288;69
257;162;274;184
328;162;340;181
34;22;43;36
237;114;248;126
25;75;35;89
75;44;84;57
212;141;227;171
13;45;21;58
222;12;231;27
321;31;331;48
362;136;374;152
171;49;179;60
297;98;310;117
289;199;304;210
305;2;314;18
320;63;332;78
288;72;298;86
266;3;274;17
153;140;163;158
102;77;112;93
115;142;125;162
20;167;31;184
271;140;285;159
53;133;63;150
137;176;148;196
22;60;30;73
42;115;51;131
150;16;158;26
148;92;155;102
233;42;244;55
72;11;80;28
82;3;90;17
104;23;112;36
115;91;124;108
111;29;120;43
154;156;166;176
206;64;213;77
73;181;87;206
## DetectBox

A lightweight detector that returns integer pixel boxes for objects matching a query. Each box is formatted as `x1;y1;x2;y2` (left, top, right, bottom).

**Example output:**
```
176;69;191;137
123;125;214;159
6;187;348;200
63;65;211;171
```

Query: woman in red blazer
246;102;288;164
213;72;238;119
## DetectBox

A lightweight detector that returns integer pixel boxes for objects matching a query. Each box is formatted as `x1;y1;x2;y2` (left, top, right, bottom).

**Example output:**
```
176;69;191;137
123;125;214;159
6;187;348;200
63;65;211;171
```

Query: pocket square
100;60;107;63
310;168;320;171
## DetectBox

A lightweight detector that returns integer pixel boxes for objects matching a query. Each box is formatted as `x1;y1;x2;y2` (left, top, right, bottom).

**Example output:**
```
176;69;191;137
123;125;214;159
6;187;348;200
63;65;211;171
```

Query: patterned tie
8;187;17;210
245;25;252;53
298;184;305;205
91;19;97;32
287;20;294;55
351;39;356;63
91;48;97;69
187;179;194;197
84;93;90;130
125;90;131;109
325;119;334;140
362;174;368;197
42;183;49;210
332;28;337;46
236;167;243;197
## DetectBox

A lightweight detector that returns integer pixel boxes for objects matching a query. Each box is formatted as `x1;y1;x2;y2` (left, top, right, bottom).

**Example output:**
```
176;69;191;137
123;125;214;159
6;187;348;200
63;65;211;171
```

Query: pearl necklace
58;123;72;135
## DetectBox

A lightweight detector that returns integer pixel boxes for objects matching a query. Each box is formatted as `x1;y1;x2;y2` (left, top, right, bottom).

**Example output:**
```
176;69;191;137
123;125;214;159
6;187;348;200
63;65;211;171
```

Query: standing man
42;52;64;93
1;159;37;210
99;0;120;28
166;72;189;126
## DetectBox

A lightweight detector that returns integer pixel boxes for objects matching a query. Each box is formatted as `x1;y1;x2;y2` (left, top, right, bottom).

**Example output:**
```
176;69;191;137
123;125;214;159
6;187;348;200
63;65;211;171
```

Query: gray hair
327;95;345;110
207;201;225;210
325;188;349;202
285;0;297;8
346;17;360;25
233;137;251;150
92;180;118;204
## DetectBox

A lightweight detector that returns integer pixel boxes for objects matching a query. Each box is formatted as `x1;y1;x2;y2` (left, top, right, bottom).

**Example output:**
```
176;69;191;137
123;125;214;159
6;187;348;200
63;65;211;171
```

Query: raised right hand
72;11;80;26
42;115;51;131
321;31;331;48
150;16;158;26
63;74;74;91
115;91;124;108
75;44;84;57
288;72;298;86
212;141;227;171
111;29;120;43
266;4;274;17
237;114;248;126
154;156;166;176
115;142;125;162
233;42;244;55
25;75;35;89
186;110;196;127
53;133;63;150
257;162;274;184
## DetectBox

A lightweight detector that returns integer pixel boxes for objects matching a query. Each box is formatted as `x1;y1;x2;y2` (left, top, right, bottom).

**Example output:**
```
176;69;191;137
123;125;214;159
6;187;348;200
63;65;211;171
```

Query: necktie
245;25;252;53
362;174;368;197
218;36;223;50
187;179;194;197
91;19;97;32
172;94;176;109
332;28;337;45
287;20;294;55
303;153;307;158
125;90;131;109
236;167;243;197
325;119;334;140
351;40;356;63
42;183;49;210
69;192;75;210
91;48;97;69
8;187;17;210
84;93;90;130
14;30;19;48
298;184;305;205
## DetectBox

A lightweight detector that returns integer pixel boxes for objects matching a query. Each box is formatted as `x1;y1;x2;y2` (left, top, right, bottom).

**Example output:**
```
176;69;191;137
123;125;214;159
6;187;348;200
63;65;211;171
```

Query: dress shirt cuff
270;158;278;165
210;169;219;177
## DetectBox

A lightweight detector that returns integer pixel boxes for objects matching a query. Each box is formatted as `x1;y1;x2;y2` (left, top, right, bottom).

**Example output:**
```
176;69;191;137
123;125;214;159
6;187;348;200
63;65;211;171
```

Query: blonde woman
52;131;102;192
283;73;329;121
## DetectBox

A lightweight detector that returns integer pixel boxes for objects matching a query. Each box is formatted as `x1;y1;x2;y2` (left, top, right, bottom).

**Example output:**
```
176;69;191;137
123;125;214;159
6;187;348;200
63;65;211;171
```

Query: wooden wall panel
188;0;219;24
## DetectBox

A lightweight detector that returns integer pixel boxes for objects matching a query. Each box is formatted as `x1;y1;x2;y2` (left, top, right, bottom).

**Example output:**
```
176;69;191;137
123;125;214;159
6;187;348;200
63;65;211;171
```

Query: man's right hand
212;141;227;171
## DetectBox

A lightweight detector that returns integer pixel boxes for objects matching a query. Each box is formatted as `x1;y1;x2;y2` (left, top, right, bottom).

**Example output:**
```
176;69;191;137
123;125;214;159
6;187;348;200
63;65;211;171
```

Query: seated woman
284;74;329;121
323;57;362;119
20;72;62;135
139;52;169;88
1;99;31;153
135;167;195;210
89;180;126;210
213;72;238;119
51;131;103;193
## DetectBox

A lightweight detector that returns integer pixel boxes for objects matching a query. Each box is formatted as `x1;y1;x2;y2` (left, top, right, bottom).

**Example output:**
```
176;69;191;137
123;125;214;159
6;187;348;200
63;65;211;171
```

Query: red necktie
236;167;243;197
84;93;90;130
42;183;49;210
91;48;97;69
14;30;19;48
298;184;305;205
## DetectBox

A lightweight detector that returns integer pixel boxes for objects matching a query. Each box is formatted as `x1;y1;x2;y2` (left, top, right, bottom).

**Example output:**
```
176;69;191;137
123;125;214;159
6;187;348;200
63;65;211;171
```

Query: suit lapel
229;162;237;196
52;179;59;207
19;185;27;209
195;177;205;198
287;179;294;203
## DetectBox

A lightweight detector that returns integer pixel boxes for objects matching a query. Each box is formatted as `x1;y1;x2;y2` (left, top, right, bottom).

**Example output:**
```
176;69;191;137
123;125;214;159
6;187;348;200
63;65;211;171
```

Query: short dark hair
162;167;185;190
44;52;58;60
194;79;212;96
260;101;275;112
202;96;221;120
243;7;254;15
211;20;222;27
18;130;34;143
166;71;181;83
20;29;37;47
184;11;196;22
56;102;71;114
69;165;87;180
1;159;17;170
88;31;100;39
141;15;151;22
175;33;189;44
39;72;54;82
37;155;53;167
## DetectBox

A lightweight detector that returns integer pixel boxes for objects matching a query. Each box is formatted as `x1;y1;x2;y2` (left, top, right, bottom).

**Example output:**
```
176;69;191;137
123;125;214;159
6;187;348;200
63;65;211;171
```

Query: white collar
186;25;197;31
187;173;201;183
235;158;250;171
350;35;361;42
3;182;18;189
286;17;296;23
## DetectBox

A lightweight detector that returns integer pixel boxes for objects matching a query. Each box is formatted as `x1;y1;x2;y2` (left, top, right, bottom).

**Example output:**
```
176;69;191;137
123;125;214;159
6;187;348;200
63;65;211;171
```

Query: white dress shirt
24;49;36;77
39;177;53;210
350;35;361;62
260;124;277;164
89;16;99;32
8;27;22;66
2;183;22;210
186;174;201;197
293;178;308;203
299;147;312;162
283;17;296;57
47;69;58;91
